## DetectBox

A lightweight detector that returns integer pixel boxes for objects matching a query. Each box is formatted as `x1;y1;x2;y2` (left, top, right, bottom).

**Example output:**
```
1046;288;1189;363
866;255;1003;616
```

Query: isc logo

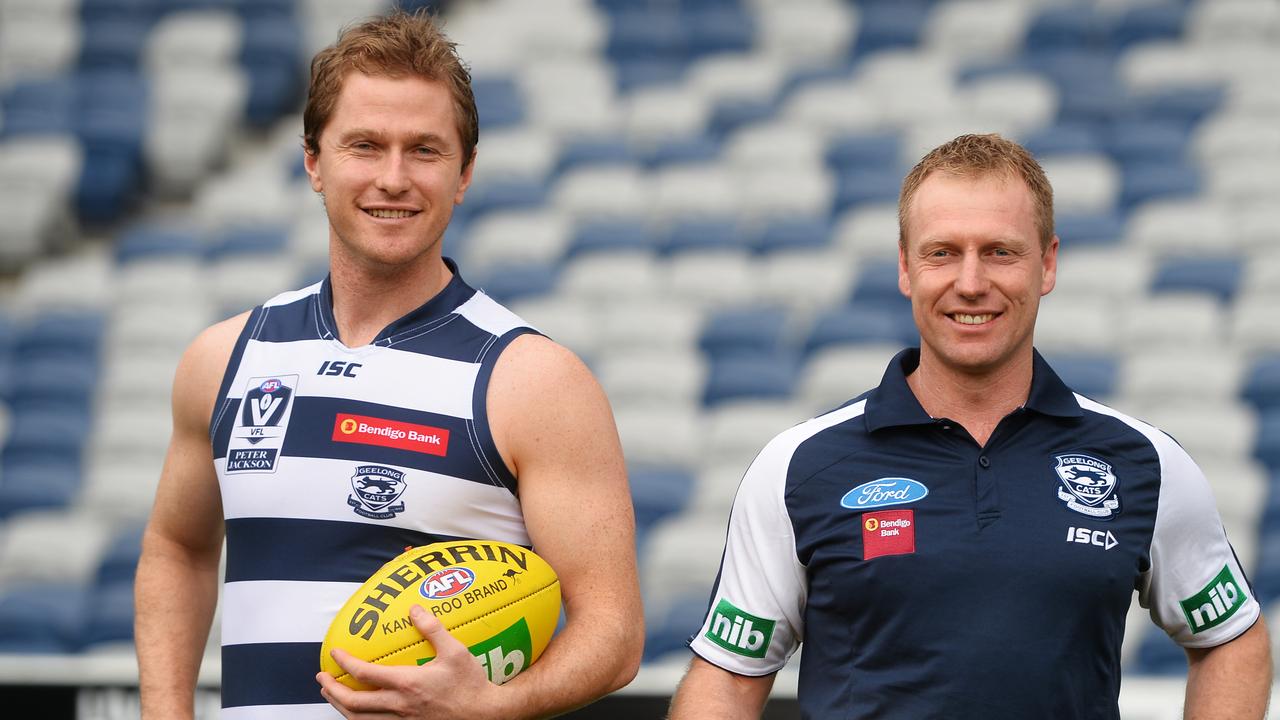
1066;526;1118;550
419;568;476;600
318;360;362;378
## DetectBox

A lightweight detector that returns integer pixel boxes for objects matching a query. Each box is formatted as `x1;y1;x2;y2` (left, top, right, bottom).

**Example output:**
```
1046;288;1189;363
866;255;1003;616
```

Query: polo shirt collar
864;347;1083;432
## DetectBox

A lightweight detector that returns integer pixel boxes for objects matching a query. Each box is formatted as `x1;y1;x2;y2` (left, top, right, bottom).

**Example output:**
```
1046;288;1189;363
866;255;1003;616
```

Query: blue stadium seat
661;218;745;256
707;98;776;138
4;357;99;415
472;76;525;131
115;223;203;263
825;131;902;173
566;221;655;259
94;523;147;588
685;8;754;59
555;136;636;176
80;0;158;25
1;408;92;464
207;225;289;260
754;216;832;254
1250;530;1280;605
78;19;150;71
1242;356;1280;412
234;0;295;21
1021;123;1104;157
468;262;559;305
0;77;76;138
851;0;929;59
833;167;902;215
1042;353;1119;400
1111;3;1188;50
1054;211;1125;247
644;134;722;168
805;304;917;356
1024;5;1110;51
614;58;686;93
1105;119;1190;166
14;312;105;362
850;258;909;307
629;467;695;545
0;459;82;519
81;583;136;648
699;306;790;361
1257;410;1280;472
240;17;305;127
1130;629;1188;676
460;178;547;220
1137;86;1224;131
1027;50;1131;126
1150;256;1242;303
643;592;709;661
703;353;798;406
606;11;687;63
1119;160;1201;211
0;584;89;653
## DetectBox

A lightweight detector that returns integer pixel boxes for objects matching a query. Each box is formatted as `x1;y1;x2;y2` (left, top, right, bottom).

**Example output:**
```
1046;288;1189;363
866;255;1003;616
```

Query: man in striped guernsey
669;134;1272;719
135;11;642;719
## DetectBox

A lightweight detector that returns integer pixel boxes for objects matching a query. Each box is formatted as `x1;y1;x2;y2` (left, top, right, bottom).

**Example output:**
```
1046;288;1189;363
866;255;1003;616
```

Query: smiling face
304;72;474;274
898;170;1058;378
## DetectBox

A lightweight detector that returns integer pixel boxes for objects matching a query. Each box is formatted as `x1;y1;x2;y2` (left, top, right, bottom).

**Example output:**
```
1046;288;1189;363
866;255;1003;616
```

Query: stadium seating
0;0;1277;693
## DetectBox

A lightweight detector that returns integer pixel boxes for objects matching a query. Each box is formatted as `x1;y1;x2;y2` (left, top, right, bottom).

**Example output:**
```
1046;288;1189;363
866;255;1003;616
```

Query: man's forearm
1184;619;1272;720
491;603;643;719
135;534;221;720
669;657;773;720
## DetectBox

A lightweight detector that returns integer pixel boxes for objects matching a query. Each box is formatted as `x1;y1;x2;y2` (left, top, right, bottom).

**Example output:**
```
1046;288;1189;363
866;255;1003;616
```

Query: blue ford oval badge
841;477;929;510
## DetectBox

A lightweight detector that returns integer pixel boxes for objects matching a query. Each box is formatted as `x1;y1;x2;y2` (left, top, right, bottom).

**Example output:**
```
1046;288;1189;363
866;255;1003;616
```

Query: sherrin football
320;539;561;689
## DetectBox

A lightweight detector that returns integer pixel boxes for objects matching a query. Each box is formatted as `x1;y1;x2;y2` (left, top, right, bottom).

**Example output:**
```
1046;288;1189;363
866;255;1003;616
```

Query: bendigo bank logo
226;375;299;474
332;413;450;456
348;464;408;520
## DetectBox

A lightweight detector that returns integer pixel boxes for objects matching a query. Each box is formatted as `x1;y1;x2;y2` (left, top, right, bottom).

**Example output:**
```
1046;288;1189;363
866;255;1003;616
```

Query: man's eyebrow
335;129;452;147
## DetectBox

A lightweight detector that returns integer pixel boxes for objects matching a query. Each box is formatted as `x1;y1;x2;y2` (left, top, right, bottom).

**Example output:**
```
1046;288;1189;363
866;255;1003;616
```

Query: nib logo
1180;565;1247;634
706;599;775;659
416;618;533;684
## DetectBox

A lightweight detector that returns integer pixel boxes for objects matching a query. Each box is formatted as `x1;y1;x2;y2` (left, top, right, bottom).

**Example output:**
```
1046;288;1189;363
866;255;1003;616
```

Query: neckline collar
317;257;474;347
864;347;1083;432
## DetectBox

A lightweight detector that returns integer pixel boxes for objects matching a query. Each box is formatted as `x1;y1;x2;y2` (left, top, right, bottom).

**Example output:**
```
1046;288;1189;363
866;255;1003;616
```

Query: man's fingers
410;604;468;659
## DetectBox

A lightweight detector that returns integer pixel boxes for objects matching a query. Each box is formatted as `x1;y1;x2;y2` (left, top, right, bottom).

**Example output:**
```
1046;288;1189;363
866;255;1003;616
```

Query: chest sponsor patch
1053;453;1121;519
861;509;915;560
840;477;929;511
332;413;450;456
226;374;299;474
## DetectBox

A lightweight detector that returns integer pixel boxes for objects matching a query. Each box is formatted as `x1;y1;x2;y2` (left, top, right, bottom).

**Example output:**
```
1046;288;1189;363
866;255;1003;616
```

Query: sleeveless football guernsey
210;262;536;718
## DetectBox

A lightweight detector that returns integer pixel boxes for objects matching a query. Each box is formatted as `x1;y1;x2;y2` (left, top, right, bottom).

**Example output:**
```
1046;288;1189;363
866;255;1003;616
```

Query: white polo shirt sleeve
1138;432;1260;647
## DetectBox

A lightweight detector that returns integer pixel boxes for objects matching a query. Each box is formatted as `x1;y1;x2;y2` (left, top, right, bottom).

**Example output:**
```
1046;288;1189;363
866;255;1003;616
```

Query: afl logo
260;379;282;393
419;567;476;600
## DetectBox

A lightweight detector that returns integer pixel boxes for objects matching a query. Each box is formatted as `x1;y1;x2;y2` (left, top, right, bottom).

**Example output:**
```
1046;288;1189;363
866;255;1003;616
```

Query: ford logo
840;477;929;510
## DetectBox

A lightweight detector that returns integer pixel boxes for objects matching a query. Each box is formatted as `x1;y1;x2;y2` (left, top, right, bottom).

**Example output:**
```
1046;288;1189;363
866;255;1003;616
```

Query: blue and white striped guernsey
210;260;537;718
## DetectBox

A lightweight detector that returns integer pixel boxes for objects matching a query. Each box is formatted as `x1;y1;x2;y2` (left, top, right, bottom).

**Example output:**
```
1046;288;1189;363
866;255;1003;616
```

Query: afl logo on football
420;567;476;600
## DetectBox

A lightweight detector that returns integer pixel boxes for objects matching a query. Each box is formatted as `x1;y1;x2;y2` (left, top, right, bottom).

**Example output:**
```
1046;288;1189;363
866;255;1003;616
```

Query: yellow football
320;540;561;689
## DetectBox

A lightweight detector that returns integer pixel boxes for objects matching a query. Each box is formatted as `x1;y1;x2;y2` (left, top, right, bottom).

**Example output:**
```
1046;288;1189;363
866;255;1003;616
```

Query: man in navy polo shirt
669;134;1271;719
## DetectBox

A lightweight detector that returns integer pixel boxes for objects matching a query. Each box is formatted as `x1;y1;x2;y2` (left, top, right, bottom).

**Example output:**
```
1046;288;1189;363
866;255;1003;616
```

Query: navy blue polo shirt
690;348;1257;719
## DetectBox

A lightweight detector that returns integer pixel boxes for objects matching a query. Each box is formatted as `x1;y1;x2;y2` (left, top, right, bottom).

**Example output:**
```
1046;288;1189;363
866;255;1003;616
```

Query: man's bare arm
135;314;246;720
669;657;775;720
1184;617;1272;720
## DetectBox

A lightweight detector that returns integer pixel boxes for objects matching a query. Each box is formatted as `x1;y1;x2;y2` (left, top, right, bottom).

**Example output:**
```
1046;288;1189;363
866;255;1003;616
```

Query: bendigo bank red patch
861;509;915;560
332;413;449;456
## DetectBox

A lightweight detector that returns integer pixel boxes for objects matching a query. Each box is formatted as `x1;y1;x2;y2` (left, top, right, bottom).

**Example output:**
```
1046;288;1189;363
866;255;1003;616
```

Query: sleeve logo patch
1180;565;1247;634
705;599;775;659
861;509;916;559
